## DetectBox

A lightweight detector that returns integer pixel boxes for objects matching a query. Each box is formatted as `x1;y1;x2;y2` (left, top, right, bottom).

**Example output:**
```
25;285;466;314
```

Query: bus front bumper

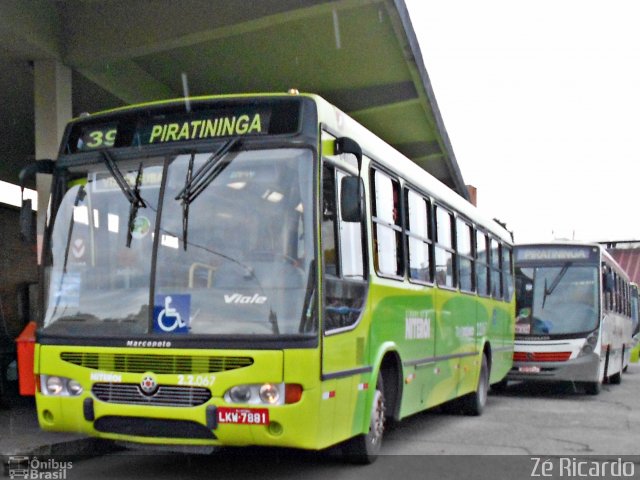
35;391;322;450
506;352;600;383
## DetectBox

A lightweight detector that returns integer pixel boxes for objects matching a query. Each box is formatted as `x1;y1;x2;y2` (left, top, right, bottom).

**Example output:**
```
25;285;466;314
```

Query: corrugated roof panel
609;249;640;284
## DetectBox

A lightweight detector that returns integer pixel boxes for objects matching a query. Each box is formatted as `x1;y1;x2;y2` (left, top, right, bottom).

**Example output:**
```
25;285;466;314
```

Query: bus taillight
285;384;303;404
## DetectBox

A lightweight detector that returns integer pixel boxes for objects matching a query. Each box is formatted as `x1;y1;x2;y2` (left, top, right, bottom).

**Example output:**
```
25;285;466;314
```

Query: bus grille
61;352;253;373
92;383;211;407
513;351;572;362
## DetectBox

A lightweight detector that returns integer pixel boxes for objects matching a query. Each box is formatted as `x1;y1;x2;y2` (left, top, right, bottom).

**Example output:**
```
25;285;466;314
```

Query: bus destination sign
74;108;272;152
515;246;598;263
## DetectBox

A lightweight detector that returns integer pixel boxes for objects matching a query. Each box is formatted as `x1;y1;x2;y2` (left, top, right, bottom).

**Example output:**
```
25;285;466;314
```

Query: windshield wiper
298;260;316;333
101;151;147;247
126;162;146;247
62;185;86;273
542;263;571;308
174;138;239;250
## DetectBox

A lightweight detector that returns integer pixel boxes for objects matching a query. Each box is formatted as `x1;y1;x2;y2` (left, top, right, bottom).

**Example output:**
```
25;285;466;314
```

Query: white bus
507;242;634;394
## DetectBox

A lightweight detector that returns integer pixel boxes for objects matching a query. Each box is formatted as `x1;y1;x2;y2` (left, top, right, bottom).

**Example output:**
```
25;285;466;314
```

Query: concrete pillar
33;60;72;262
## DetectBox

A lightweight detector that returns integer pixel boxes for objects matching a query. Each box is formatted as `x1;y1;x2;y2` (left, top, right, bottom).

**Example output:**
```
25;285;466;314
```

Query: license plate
519;365;541;373
217;407;269;425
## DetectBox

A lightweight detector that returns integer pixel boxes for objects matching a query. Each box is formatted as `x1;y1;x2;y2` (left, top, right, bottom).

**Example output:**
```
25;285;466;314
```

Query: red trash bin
16;321;37;396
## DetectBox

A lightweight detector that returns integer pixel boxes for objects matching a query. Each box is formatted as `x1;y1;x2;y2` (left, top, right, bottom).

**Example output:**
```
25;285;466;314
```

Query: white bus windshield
515;265;599;336
42;148;315;338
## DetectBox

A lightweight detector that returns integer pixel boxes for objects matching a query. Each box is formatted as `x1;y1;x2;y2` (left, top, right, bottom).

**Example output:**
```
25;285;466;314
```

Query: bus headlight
67;379;84;396
224;383;302;405
579;332;599;357
228;385;252;403
41;375;83;396
45;376;64;395
259;383;280;404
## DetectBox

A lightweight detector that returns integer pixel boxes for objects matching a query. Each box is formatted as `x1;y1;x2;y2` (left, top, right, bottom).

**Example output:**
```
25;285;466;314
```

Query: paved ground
0;383;114;457
2;363;639;464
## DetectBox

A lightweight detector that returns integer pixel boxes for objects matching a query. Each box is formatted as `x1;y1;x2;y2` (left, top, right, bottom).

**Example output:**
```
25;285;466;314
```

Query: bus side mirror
603;272;615;293
340;175;364;223
18;160;55;245
334;137;364;223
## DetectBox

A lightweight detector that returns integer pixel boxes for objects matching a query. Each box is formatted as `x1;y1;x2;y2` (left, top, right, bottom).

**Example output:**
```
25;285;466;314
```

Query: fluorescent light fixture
263;190;283;203
107;213;119;233
161;234;179;249
73;206;89;225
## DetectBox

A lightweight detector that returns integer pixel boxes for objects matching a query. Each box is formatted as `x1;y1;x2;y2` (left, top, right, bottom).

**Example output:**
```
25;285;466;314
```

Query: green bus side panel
322;312;372;444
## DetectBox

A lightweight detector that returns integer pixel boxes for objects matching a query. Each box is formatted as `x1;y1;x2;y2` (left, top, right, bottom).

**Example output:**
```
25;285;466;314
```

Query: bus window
456;218;474;292
434;205;455;288
476;231;490;297
502;246;514;301
405;188;433;283
322;165;338;276
490;239;503;299
371;169;403;278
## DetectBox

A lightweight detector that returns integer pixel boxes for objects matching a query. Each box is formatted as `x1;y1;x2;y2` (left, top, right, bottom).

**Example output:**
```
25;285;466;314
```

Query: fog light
42;410;54;424
268;421;284;436
259;383;280;404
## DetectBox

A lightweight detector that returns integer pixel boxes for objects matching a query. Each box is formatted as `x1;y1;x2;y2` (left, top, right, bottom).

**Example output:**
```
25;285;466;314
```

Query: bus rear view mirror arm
334;137;364;222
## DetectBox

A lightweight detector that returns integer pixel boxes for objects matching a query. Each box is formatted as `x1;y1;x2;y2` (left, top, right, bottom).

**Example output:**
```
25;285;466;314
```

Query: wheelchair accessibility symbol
153;294;191;333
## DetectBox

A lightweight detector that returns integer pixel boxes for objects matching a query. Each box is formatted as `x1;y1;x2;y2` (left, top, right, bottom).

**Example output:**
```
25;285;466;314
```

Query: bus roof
65;92;512;244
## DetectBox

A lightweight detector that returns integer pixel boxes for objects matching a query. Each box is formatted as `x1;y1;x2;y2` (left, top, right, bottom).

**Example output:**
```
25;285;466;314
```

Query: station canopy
0;0;468;200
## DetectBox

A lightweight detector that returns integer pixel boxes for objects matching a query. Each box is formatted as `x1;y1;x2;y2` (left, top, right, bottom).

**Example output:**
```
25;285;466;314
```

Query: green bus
26;92;514;462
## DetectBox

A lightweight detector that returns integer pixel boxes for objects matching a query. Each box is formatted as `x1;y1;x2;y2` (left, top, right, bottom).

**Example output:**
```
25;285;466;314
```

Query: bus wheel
460;354;489;416
609;349;623;385
343;373;385;464
583;358;605;395
491;377;509;393
583;381;601;395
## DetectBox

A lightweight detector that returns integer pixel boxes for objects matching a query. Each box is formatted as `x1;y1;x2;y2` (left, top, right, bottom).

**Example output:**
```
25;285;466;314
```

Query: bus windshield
515;264;599;336
43;147;315;338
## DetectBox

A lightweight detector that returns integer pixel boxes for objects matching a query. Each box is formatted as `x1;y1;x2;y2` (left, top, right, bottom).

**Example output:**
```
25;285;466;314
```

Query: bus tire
491;377;509;393
343;373;385;464
583;381;601;395
460;354;489;416
609;349;623;385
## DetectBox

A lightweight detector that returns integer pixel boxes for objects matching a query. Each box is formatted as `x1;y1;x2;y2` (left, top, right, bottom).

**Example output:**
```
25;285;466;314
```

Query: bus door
320;162;368;441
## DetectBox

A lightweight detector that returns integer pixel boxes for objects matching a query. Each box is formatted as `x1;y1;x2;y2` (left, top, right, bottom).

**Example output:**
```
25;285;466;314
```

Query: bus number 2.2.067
177;374;215;387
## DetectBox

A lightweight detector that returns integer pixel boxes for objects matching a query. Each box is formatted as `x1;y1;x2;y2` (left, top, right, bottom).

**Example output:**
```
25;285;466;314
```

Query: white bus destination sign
515;246;599;263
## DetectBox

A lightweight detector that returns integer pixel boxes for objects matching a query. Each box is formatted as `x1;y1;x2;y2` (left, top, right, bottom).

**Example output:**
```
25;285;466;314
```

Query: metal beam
63;0;379;66
77;61;176;105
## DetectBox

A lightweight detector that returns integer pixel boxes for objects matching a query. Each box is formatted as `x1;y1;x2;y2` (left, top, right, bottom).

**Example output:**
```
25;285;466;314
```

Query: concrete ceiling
0;0;468;199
